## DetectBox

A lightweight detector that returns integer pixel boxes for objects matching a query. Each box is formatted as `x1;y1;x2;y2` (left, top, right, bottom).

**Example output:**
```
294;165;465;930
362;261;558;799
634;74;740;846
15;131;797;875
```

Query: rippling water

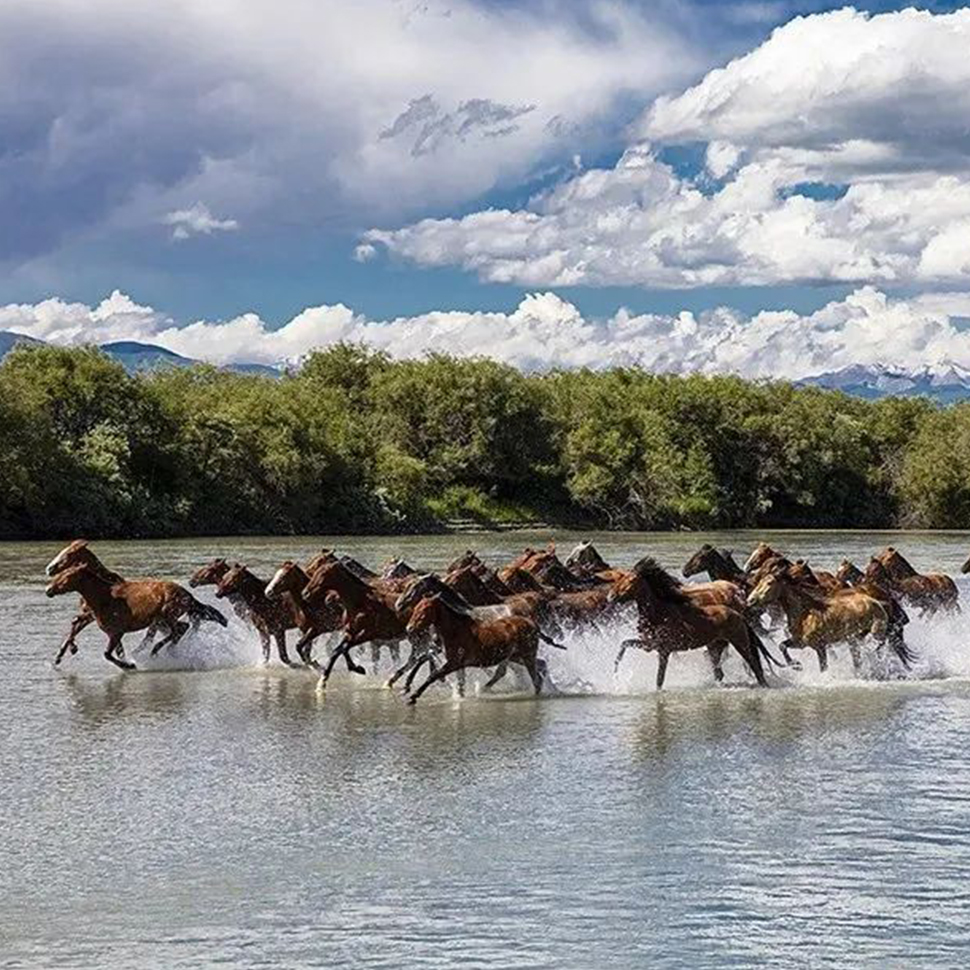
4;530;970;967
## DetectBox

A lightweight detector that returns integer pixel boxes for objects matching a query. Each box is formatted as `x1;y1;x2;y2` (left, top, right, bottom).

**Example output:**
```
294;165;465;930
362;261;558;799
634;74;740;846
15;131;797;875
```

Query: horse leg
150;618;186;656
778;638;802;670
849;641;863;676
105;635;135;671
814;646;828;672
404;654;437;694
408;659;463;706
370;642;381;672
259;629;271;664
707;643;726;684
655;649;670;690
614;638;645;672
482;663;508;692
387;645;425;690
56;610;96;663
276;631;296;667
522;656;544;695
390;641;402;666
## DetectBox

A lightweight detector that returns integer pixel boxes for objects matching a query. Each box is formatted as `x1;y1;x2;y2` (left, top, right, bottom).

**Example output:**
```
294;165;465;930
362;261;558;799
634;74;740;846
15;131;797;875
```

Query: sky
2;0;970;378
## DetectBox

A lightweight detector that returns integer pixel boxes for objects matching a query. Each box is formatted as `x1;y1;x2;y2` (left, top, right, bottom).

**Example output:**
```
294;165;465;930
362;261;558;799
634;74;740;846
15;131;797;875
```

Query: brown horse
46;564;227;669
45;540;125;662
609;558;769;689
683;544;749;587
189;558;251;621
787;559;843;593
215;564;298;666
746;570;906;673
743;542;782;575
264;561;354;670
872;547;959;615
404;594;561;704
302;560;408;686
836;559;865;586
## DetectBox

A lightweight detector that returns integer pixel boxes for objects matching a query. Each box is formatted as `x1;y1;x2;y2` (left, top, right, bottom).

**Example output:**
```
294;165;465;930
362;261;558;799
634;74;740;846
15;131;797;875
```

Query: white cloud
163;203;239;241
365;8;970;290
7;286;970;382
0;0;698;263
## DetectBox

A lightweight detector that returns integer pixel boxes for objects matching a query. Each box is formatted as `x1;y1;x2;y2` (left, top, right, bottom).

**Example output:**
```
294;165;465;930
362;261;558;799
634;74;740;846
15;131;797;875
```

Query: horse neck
431;602;472;650
328;567;378;610
775;582;816;625
706;552;740;582
78;550;121;583
69;571;113;611
449;570;498;604
885;555;917;578
236;570;268;606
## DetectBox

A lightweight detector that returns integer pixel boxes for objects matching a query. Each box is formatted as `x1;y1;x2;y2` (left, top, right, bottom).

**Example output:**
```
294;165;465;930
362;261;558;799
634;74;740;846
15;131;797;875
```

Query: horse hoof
407;697;418;707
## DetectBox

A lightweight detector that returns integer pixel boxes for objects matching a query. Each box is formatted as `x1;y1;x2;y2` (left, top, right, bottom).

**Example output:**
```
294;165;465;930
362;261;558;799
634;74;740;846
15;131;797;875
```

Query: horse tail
188;598;229;627
747;624;782;670
538;630;567;650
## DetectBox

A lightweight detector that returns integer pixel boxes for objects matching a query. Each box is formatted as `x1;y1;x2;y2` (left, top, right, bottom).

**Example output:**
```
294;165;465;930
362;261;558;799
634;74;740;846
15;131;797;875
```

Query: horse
264;561;355;670
608;558;770;689
215;564;298;666
403;594;563;705
743;542;782;575
836;559;865;586
682;544;749;587
871;547;959;615
45;539;125;663
746;570;909;673
787;559;843;593
189;558;251;621
563;541;623;583
45;563;227;669
302;560;409;686
392;574;564;694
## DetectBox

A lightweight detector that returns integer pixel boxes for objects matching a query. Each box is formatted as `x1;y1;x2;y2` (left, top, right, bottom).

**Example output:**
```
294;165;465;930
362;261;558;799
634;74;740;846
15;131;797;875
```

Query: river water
3;530;970;968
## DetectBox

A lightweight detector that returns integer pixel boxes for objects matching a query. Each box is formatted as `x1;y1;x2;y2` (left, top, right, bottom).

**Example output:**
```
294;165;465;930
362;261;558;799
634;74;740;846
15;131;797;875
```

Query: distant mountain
0;331;42;355
799;362;970;402
0;335;279;377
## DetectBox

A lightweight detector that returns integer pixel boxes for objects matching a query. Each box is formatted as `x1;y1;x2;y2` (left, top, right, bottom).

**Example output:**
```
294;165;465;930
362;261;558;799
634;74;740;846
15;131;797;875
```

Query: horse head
189;557;229;588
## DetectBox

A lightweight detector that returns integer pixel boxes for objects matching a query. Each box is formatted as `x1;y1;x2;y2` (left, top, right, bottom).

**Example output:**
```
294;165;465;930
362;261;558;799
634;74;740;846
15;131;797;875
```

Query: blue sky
2;1;970;378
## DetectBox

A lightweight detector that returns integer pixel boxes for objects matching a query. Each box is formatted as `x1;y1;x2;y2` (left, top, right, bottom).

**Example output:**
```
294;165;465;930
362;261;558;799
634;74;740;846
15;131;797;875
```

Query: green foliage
0;341;965;537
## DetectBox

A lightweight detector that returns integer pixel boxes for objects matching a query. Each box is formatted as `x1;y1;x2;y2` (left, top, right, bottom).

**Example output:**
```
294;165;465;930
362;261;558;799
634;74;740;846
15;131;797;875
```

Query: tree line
0;341;965;539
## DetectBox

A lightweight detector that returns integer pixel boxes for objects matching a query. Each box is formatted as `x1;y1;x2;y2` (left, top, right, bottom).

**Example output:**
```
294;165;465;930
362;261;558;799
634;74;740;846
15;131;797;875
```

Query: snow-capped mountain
798;361;970;402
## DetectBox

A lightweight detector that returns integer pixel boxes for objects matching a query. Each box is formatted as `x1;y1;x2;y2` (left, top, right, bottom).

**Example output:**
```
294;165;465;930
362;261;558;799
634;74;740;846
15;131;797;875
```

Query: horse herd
43;538;963;702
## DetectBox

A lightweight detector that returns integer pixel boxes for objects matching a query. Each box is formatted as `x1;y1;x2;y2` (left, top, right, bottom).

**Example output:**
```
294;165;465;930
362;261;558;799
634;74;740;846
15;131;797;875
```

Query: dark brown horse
215;564;298;666
609;558;770;689
404;594;562;704
264;561;355;670
189;558;251;621
45;540;125;663
872;547;959;615
303;560;408;686
46;564;227;669
682;544;748;587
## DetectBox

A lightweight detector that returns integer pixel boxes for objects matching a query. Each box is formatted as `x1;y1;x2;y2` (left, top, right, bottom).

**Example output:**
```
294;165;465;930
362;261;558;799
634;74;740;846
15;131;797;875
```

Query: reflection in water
59;671;192;728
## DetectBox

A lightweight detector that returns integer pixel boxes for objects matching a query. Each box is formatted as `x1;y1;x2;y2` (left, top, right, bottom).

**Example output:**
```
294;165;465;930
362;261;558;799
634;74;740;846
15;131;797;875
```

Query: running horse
747;568;913;673
45;540;125;664
215;564;299;666
609;557;771;689
45;563;227;669
403;594;564;705
871;547;959;616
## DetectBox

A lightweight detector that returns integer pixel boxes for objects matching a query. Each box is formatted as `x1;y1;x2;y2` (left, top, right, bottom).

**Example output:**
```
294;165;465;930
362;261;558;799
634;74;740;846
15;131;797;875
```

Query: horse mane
632;557;690;605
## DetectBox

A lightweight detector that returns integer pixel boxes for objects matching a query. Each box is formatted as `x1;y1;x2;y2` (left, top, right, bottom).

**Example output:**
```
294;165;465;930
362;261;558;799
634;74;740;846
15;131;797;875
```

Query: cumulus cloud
366;8;970;290
7;287;970;381
163;203;239;241
0;0;697;264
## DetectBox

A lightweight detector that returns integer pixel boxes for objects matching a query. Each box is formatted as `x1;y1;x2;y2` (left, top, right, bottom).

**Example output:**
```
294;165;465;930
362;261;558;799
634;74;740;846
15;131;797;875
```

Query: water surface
3;531;970;968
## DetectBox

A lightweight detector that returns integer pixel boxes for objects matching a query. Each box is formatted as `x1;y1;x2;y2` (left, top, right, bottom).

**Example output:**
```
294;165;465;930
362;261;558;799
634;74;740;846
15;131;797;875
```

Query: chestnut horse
189;558;250;621
872;547;959;615
609;558;770;689
264;561;355;670
302;560;408;687
746;570;911;673
46;563;227;669
404;595;562;705
45;540;125;662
